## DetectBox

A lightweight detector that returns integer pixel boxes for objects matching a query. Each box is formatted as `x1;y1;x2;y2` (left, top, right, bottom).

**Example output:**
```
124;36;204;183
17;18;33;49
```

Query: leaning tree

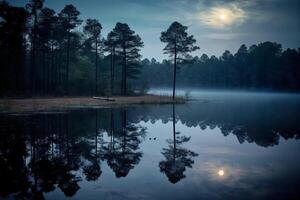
160;22;199;100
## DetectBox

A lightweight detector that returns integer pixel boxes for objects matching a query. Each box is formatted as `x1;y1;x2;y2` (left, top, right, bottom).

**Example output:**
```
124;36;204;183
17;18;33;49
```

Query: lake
1;91;300;200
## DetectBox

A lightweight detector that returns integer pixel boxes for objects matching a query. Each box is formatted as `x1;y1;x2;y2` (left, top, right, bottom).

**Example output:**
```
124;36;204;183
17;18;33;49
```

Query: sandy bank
0;95;185;113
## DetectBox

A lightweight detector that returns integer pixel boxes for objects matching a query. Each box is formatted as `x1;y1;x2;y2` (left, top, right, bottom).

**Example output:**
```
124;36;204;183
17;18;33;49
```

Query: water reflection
159;105;198;183
0;108;149;199
103;109;145;178
0;94;300;199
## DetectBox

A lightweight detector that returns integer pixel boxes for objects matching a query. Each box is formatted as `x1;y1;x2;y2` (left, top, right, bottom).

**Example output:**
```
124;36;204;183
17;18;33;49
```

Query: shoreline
0;95;186;113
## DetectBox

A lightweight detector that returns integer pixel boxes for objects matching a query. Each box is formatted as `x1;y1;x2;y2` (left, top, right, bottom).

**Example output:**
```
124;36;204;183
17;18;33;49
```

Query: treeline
0;0;143;96
139;42;300;91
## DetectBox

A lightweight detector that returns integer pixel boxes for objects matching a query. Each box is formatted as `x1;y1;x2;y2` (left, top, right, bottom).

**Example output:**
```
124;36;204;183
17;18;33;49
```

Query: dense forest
139;42;300;91
1;0;300;97
0;0;143;96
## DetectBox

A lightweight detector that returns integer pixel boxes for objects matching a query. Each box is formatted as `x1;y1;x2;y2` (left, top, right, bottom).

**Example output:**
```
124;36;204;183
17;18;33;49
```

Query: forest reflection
0;101;300;198
0;108;147;198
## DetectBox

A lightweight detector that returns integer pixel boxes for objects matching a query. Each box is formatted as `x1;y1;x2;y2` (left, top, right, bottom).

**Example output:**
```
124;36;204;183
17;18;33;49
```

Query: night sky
8;0;300;61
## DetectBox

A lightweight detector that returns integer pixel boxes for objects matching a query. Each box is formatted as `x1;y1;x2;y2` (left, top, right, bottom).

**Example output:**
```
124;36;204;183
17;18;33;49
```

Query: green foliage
69;55;95;95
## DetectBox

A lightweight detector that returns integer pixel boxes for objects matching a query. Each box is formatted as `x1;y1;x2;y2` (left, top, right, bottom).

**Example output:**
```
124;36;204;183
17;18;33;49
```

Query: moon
220;14;227;21
218;169;225;176
200;6;246;28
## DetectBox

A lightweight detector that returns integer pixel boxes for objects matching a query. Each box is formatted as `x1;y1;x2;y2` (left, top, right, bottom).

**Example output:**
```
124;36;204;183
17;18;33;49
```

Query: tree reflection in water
0;100;300;198
103;109;146;178
159;104;198;183
0;108;147;199
83;110;102;181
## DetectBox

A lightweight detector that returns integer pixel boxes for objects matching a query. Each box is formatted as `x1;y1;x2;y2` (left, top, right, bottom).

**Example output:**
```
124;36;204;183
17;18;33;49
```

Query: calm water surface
1;91;300;200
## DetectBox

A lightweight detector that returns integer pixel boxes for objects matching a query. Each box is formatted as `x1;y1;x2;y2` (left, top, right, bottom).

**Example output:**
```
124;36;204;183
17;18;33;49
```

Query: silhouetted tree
37;7;57;94
26;0;44;94
59;4;82;95
83;110;103;181
160;22;199;100
104;109;145;177
83;19;102;95
112;23;144;95
104;31;118;95
159;105;198;183
0;1;28;95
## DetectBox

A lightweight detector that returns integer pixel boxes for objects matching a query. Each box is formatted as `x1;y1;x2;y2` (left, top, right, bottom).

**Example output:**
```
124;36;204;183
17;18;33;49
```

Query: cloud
200;4;246;28
203;33;245;40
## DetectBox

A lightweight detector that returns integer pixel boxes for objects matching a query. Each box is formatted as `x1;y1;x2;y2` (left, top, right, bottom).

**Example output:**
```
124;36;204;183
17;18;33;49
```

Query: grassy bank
0;95;186;113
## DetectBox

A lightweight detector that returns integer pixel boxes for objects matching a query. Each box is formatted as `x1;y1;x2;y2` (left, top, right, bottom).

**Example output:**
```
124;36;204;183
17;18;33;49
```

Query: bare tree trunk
173;41;177;100
124;51;127;96
50;44;54;94
31;9;37;95
110;47;114;96
122;44;127;95
95;39;98;95
66;29;70;95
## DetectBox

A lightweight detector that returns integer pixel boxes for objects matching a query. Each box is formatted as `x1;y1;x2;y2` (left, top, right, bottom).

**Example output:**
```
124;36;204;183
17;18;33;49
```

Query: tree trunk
31;9;37;95
50;44;54;95
66;29;70;95
173;41;177;100
95;39;98;95
124;51;127;96
122;43;127;95
110;47;114;96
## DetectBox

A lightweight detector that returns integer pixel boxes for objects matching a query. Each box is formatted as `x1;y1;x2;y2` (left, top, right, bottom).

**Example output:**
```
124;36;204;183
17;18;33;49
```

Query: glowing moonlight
220;14;227;21
200;6;246;28
218;169;225;176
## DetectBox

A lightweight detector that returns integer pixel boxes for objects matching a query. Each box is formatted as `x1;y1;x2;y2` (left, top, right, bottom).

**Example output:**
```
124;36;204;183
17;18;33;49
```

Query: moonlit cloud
200;5;246;28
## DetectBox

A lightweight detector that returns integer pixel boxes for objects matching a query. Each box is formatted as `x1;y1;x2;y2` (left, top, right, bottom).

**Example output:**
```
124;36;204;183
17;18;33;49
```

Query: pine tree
59;4;82;95
83;19;102;95
160;22;199;100
112;23;143;95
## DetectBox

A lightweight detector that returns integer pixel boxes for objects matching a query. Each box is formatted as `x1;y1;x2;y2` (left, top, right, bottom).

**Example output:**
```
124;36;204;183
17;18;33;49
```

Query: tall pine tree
112;23;143;95
161;22;199;100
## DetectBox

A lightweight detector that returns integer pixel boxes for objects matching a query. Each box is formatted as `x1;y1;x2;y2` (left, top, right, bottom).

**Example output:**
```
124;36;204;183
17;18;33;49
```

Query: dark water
1;92;300;200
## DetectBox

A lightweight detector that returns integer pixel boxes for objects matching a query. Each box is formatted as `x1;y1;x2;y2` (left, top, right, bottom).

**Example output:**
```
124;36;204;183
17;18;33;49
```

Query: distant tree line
139;42;300;91
0;0;143;96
